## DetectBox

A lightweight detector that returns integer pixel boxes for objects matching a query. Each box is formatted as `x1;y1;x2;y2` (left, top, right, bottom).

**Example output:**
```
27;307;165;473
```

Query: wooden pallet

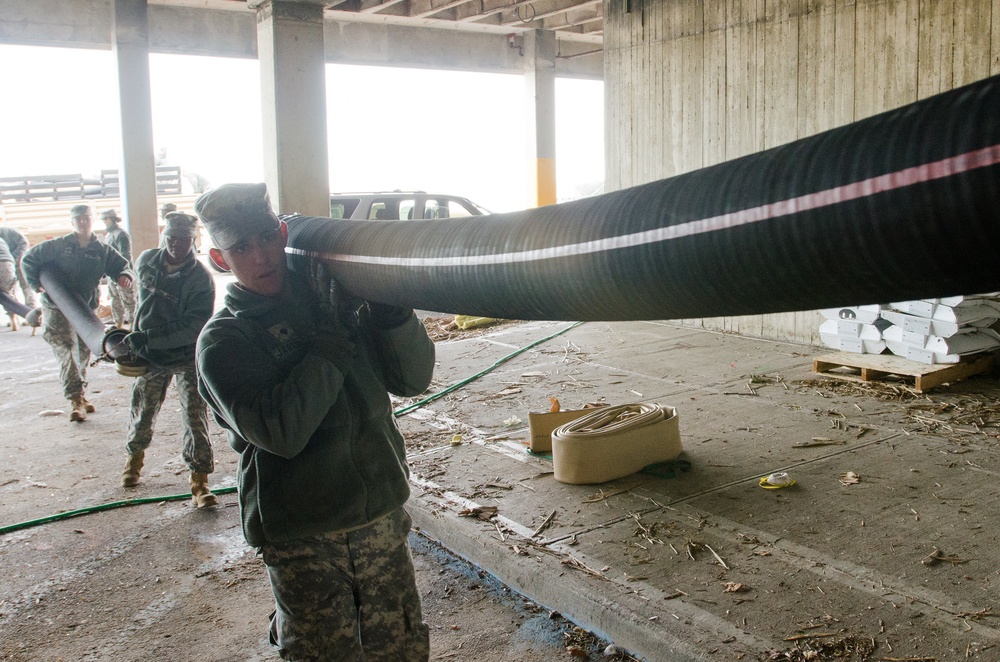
813;351;996;392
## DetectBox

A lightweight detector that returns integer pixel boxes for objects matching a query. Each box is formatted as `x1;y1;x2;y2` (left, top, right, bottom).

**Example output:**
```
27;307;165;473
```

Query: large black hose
38;266;129;360
0;290;33;320
286;75;1000;322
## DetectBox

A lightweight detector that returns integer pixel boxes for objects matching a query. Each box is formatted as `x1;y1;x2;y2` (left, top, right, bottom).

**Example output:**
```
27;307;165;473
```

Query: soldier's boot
121;451;144;487
69;397;88;422
9;315;17;332
190;472;218;509
81;397;96;413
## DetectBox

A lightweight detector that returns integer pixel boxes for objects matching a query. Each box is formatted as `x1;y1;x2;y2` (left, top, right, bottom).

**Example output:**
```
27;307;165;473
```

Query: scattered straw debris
762;634;876;661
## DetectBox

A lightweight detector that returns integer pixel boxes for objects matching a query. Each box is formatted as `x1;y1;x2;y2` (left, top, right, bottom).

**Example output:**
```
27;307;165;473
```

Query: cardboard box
527;407;604;453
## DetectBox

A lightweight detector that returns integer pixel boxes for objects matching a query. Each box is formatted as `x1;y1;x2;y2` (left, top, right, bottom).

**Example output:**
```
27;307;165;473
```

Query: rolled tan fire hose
550;403;682;484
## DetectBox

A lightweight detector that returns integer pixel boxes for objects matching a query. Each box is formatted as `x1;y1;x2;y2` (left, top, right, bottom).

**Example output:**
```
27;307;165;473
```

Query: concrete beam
111;0;159;254
524;29;557;207
0;0;601;78
254;0;331;217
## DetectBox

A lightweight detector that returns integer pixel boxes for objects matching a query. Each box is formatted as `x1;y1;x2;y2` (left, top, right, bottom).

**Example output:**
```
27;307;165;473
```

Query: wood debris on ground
762;634;877;661
458;505;498;521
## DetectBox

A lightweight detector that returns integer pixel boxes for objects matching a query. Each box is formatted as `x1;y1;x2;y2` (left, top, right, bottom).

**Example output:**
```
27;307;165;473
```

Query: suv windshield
329;192;489;221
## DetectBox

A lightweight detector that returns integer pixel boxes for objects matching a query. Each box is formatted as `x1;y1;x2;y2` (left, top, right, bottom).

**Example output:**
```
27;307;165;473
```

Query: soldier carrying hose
21;204;134;422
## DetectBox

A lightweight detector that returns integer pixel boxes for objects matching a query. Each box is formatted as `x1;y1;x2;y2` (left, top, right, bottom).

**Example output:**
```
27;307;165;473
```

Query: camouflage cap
194;183;279;250
163;212;199;238
69;204;92;218
101;209;121;222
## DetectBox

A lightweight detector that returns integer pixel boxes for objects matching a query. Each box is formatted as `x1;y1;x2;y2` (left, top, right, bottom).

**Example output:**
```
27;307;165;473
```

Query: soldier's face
71;213;92;237
164;234;195;263
216;223;288;297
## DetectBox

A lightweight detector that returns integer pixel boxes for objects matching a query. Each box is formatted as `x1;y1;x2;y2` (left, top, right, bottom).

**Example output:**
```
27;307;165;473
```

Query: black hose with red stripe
286;74;1000;322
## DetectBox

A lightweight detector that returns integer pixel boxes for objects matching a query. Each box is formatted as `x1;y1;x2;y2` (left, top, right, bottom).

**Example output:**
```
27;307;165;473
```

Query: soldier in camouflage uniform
121;212;218;508
195;183;434;661
100;209;137;328
0;226;37;309
0;236;19;330
21;205;134;422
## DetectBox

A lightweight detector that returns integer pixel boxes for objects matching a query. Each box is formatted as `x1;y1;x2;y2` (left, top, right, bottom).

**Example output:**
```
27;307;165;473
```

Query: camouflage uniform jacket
21;233;134;309
0;227;28;261
102;224;133;265
132;248;215;367
196;272;434;547
0;238;12;264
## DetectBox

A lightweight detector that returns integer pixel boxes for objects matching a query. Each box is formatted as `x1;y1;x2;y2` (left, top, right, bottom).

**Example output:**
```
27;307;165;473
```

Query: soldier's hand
310;259;363;329
124;332;147;353
309;260;336;318
310;322;356;367
117;275;133;289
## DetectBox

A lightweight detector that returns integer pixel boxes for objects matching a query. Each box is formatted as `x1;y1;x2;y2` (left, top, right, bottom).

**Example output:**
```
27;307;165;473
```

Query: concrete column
111;0;158;254
524;29;557;207
252;0;330;217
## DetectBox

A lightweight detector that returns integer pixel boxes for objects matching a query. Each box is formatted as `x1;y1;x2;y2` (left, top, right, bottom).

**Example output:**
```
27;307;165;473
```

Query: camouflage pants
261;508;430;662
0;262;15;297
41;302;89;400
108;280;136;326
126;363;214;473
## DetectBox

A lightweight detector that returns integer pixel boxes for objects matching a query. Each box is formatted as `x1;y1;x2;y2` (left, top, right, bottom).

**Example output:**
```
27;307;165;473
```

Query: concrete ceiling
323;0;603;41
1;0;603;78
168;0;603;45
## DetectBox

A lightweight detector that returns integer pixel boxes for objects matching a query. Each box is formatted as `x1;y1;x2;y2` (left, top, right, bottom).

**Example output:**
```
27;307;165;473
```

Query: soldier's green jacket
196;272;434;547
132;247;215;367
102;225;133;265
0;227;29;260
21;233;134;309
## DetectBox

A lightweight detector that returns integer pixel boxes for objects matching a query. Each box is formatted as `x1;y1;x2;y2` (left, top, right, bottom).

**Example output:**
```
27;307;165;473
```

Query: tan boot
69;397;87;422
82;396;96;413
122;451;144;487
10;315;17;332
190;472;218;509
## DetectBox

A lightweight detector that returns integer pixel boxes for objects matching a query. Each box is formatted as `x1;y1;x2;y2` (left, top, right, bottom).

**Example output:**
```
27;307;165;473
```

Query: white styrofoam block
836;319;863;335
880;309;959;337
820;320;886;353
921;293;1000;307
924;329;1000;356
883;326;1000;364
819;305;882;324
926;301;1000;322
890;300;935;318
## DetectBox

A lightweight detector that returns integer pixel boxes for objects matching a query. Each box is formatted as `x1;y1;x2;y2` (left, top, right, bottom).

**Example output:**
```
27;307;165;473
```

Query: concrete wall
604;0;1000;345
0;0;602;78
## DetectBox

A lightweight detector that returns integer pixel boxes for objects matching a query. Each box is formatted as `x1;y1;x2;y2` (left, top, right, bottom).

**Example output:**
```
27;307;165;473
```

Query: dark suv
329;191;490;221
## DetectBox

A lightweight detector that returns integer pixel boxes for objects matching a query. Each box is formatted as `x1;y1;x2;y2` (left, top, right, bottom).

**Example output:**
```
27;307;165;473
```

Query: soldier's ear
208;248;230;273
279;220;288;245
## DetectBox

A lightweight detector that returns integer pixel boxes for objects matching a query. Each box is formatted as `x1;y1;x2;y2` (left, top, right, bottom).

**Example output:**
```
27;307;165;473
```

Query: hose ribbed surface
287;75;1000;322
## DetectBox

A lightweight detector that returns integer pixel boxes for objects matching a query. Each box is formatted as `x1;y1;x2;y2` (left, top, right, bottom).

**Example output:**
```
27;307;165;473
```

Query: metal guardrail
0;193;200;246
0;166;182;203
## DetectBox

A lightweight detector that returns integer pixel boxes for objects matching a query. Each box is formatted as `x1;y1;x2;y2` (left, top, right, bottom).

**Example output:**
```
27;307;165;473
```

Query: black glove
310;259;363;329
124;331;148;353
310;320;356;367
366;301;413;329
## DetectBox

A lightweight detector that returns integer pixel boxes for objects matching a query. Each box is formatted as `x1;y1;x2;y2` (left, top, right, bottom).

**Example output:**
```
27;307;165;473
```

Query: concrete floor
398;320;1000;661
3;311;1000;661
